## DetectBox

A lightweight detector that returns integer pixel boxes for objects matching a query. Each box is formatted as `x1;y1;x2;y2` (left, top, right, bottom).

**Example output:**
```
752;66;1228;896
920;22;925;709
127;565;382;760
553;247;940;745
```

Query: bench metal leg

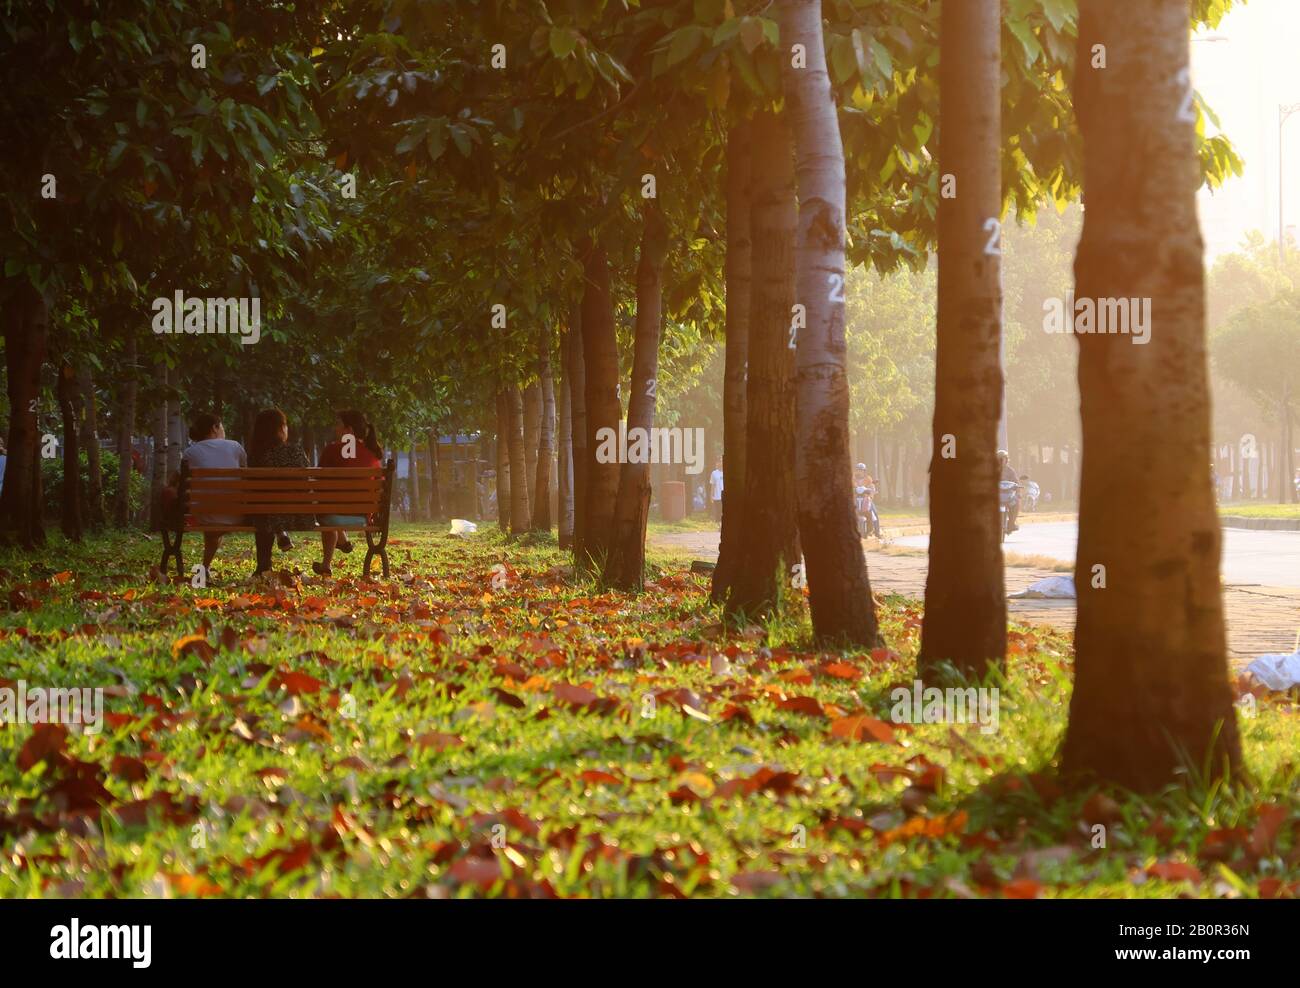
363;529;389;578
159;529;184;579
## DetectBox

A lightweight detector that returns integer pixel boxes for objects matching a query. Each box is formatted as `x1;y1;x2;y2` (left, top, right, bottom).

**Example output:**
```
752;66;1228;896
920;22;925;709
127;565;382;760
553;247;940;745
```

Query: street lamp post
1279;102;1300;264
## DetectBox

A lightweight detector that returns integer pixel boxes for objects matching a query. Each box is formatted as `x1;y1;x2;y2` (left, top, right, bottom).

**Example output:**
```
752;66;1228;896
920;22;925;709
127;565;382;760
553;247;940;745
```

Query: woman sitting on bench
248;407;313;576
313;408;384;576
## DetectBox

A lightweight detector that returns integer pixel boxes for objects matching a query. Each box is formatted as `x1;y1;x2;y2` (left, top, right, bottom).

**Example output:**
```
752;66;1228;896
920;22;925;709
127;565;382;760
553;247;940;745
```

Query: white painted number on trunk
788;325;797;349
645;378;656;398
982;218;1001;256
1176;68;1195;124
827;273;845;304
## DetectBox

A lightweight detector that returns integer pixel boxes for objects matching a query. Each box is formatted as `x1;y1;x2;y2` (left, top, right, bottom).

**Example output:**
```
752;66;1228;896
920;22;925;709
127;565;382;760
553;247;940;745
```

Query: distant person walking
708;457;724;523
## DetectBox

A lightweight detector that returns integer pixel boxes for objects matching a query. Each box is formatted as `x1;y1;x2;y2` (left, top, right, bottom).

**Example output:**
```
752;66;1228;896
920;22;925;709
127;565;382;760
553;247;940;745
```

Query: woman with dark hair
248;408;312;576
314;409;384;576
178;412;247;573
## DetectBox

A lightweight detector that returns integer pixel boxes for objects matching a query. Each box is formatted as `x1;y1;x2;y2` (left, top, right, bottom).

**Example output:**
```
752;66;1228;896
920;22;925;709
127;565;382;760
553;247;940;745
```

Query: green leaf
549;27;578;59
666;26;706;68
1041;0;1077;32
870;38;893;80
830;35;856;85
1007;20;1043;67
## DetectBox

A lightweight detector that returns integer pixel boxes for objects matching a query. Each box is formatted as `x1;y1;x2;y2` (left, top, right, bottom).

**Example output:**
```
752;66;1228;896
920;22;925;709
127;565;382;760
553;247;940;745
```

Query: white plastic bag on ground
450;519;477;535
1008;575;1076;599
1245;651;1300;691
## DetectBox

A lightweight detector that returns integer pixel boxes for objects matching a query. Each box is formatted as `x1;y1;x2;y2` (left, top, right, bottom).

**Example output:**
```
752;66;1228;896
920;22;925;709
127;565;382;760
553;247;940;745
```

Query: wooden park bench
159;460;396;579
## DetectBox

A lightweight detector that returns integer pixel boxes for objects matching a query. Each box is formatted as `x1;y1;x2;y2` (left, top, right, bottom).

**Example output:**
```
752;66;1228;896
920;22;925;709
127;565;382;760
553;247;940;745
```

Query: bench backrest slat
180;465;390;519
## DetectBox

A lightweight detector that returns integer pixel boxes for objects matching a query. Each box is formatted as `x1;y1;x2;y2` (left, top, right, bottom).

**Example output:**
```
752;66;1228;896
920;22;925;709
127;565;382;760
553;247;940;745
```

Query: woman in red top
314;409;384;575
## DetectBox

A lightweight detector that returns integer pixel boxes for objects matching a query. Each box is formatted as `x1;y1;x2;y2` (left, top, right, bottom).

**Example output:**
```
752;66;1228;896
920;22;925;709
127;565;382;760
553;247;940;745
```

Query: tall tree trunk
1278;382;1294;503
1;284;48;548
77;365;105;528
114;328;138;527
558;326;575;548
148;360;169;532
1060;0;1242;790
522;381;541;518
606;203;669;589
579;239;621;568
532;335;556;532
726;110;800;621
919;0;1006;674
166;367;183;478
713;122;753;603
495;391;511;531
779;0;876;644
568;301;588;559
507;386;531;534
57;362;83;541
428;427;443;520
408;439;421;521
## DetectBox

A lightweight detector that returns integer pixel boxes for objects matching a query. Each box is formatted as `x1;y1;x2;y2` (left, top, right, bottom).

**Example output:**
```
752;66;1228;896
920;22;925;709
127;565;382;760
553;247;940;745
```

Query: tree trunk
606;203;669;589
558;325;575;548
1278;381;1294;503
712;122;753;603
532;334;556;531
568;301;588;558
1060;0;1242;790
166;368;183;478
579;238;622;568
779;0;877;645
1;284;48;548
522;382;541;517
507;386;531;534
56;362;83;541
919;0;1006;674
428;427;443;520
495;392;511;531
726;110;801;621
77;365;105;528
114;328;138;527
148;361;169;532
408;439;421;521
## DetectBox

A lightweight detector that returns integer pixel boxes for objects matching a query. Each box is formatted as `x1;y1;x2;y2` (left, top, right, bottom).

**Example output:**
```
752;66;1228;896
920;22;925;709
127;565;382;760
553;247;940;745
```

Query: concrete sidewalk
652;529;1299;666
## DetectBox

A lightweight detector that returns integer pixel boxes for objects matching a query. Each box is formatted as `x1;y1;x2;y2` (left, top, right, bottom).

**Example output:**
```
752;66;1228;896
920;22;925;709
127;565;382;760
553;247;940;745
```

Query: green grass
0;523;1296;899
1219;503;1300;519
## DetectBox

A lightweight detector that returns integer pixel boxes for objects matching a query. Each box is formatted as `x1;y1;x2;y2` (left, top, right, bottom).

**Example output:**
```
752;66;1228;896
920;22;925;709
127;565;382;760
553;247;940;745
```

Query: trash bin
660;481;686;522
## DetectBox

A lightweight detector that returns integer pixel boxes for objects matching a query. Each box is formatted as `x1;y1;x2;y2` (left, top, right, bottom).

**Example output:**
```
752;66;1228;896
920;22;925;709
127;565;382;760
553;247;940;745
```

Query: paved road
894;520;1300;589
651;523;1300;664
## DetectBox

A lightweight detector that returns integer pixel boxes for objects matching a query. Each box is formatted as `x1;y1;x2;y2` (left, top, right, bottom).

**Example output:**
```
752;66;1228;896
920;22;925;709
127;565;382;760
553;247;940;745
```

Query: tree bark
713;122;753;603
408;439;421;521
523;381;541;516
568;300;588;558
507;385;531;534
76;365;105;529
779;0;877;645
726;110;801;621
57;362;83;541
606;203;669;589
166;367;183;478
1;284;48;548
579;238;621;568
148;360;169;532
558;325;575;548
532;334;556;532
495;390;511;531
114;328;138;527
1060;0;1242;790
428;427;443;520
919;0;1006;674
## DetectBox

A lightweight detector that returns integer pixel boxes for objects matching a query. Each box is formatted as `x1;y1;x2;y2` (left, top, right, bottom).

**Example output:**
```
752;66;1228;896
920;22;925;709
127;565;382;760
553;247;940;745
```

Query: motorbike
854;485;881;538
998;481;1022;542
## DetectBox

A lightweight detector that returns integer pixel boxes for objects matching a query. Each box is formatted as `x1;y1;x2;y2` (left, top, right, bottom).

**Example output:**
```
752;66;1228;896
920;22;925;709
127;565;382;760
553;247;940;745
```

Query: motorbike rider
997;449;1020;533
